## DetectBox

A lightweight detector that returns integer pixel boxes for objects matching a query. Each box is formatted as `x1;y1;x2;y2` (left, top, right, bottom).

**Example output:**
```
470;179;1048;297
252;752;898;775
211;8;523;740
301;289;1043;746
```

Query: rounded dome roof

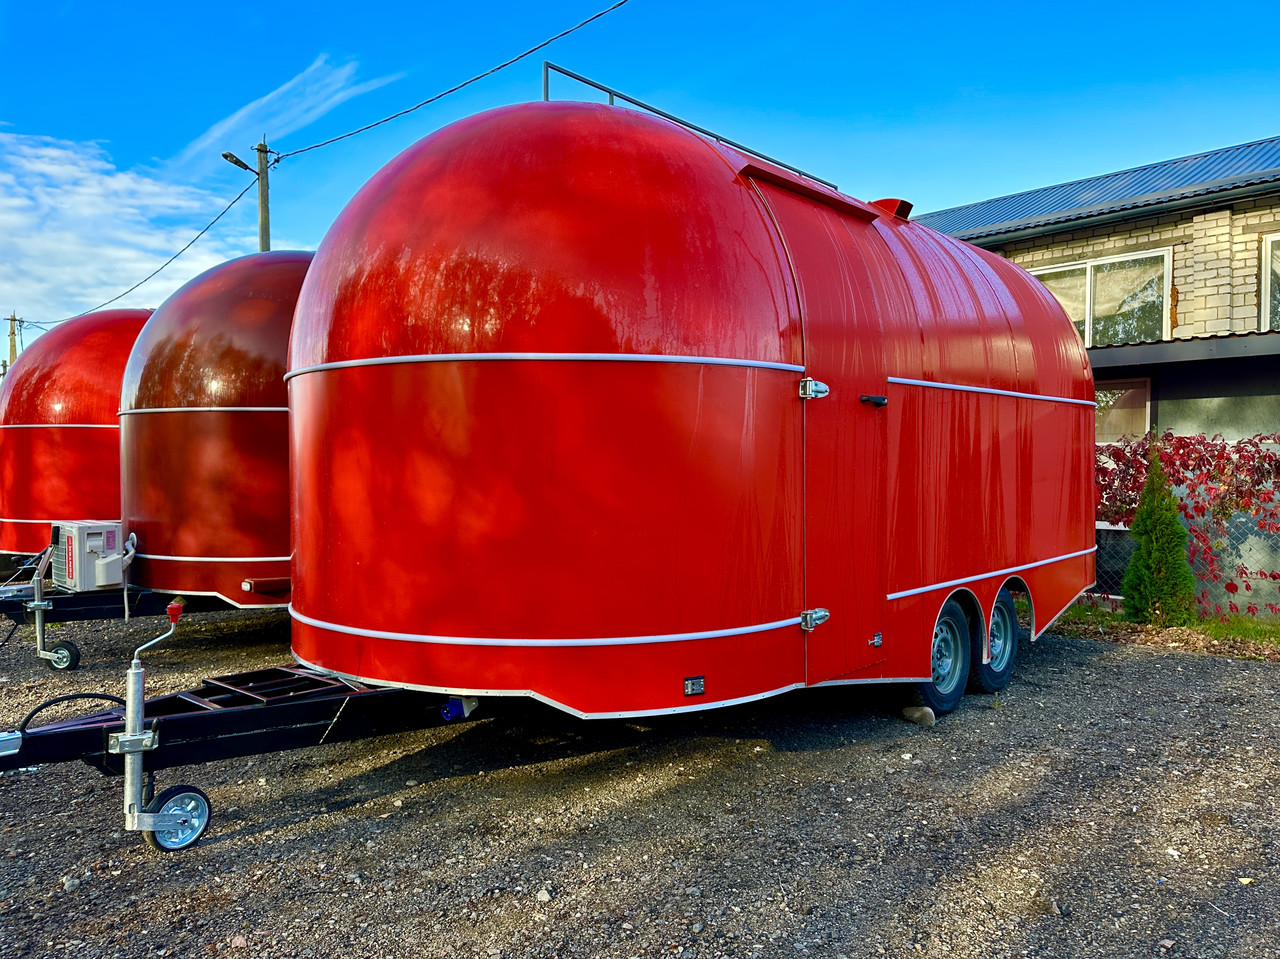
0;309;151;425
290;101;799;371
122;251;313;411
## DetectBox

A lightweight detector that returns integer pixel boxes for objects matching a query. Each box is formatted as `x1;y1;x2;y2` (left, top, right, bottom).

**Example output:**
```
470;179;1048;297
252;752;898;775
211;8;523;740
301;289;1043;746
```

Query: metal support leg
28;550;57;665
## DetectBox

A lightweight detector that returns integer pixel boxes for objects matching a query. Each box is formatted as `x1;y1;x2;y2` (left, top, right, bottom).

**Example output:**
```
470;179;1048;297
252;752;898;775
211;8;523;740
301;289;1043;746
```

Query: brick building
917;136;1280;444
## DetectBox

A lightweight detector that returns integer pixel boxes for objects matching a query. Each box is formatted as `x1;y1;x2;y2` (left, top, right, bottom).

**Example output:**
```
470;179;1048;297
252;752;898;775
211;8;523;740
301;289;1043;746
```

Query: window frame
1093;376;1151;446
1262;232;1280;332
1094;377;1152;542
1031;248;1174;347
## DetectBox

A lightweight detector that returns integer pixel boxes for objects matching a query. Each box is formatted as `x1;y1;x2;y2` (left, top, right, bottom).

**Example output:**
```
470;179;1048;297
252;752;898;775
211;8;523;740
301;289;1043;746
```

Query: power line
50;0;632;328
275;0;631;162
56;180;257;325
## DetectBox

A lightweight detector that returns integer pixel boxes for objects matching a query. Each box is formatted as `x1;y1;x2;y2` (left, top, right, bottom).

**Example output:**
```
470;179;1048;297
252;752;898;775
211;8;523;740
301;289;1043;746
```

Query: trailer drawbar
0;604;454;851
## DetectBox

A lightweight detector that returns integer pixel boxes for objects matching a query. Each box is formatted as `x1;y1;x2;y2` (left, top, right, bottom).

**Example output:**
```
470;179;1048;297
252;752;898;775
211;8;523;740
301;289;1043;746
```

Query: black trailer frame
0;665;447;776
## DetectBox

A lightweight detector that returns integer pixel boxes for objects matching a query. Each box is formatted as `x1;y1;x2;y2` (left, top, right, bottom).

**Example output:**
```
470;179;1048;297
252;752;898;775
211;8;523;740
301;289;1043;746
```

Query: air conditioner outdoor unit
51;522;125;591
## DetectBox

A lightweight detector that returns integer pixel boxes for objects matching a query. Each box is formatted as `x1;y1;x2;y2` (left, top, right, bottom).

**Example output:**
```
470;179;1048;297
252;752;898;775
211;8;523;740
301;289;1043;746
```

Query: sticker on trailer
105;529;117;551
66;535;74;581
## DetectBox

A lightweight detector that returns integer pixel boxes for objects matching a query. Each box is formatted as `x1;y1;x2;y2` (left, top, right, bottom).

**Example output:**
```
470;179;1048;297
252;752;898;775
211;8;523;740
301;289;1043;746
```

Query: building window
1095;378;1150;444
1263;233;1280;332
1032;250;1172;347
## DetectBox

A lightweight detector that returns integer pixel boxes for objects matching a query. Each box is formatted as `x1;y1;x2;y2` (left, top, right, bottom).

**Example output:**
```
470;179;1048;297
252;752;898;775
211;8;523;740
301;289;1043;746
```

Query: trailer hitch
0;656;457;851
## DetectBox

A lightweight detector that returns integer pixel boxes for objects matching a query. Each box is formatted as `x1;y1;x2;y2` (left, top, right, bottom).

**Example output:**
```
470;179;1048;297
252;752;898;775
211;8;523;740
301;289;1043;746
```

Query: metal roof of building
916;135;1280;243
1088;328;1280;369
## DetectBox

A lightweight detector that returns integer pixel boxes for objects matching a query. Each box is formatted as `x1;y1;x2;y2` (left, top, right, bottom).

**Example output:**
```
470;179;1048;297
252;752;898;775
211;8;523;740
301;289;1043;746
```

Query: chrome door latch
801;608;830;631
799;378;830;400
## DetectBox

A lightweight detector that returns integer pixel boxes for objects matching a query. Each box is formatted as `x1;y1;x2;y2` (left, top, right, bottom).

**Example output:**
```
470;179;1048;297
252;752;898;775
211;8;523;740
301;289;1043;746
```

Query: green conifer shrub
1121;441;1197;625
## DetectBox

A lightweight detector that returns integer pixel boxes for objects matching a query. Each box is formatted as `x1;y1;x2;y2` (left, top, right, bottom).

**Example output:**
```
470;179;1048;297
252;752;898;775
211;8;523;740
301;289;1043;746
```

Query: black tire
970;589;1018;693
143;785;212;852
45;640;80;671
910;599;971;714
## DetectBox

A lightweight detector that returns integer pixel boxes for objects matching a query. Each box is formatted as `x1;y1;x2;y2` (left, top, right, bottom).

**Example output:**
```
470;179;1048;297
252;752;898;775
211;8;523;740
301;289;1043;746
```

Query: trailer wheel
143;785;211;852
911;599;970;714
970;589;1018;693
45;640;80;671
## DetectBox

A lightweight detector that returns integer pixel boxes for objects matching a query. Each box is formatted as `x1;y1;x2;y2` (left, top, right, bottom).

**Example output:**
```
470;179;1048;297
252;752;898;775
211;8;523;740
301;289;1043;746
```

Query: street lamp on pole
222;141;272;252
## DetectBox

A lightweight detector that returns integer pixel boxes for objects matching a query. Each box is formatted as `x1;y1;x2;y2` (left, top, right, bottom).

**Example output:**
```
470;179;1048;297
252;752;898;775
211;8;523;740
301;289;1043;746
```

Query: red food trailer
120;251;312;607
288;101;1096;718
0;309;150;555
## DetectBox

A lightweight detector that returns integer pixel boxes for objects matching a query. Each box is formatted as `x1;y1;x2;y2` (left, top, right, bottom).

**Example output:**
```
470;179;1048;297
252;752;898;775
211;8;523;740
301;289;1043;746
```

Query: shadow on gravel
215;680;918;818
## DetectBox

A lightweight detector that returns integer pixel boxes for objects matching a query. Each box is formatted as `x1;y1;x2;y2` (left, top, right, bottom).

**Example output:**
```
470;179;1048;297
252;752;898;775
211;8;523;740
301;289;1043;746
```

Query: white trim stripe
292;653;806;720
289;605;802;647
0;517;120;524
285;352;805;381
0;423;118;430
887;547;1097;601
887;376;1096;407
814;676;931;687
118;407;288;415
1034;584;1094;640
141;586;288;610
137;553;291;563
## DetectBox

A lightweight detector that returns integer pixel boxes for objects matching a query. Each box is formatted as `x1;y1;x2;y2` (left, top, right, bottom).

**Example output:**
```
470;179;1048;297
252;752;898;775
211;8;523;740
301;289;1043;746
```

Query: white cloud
0;133;251;327
174;54;403;168
1;54;399;335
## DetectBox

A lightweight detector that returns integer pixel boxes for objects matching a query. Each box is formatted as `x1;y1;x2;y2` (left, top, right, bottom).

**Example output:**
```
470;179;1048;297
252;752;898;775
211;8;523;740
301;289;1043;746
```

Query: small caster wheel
45;640;80;671
143;785;211;852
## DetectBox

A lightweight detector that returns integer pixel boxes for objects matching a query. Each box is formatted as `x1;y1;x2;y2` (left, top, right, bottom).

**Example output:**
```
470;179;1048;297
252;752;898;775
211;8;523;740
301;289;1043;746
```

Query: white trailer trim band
285;352;805;381
118;407;288;415
0;517;119;524
289;606;803;647
887;546;1097;602
136;553;292;563
887;376;1097;407
0;423;118;429
294;652;807;720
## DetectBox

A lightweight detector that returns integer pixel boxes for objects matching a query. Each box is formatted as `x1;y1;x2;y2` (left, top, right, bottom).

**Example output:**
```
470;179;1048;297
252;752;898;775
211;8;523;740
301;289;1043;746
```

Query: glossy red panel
0;309;149;553
750;179;1094;687
121;252;310;605
122;411;290;604
290;360;805;712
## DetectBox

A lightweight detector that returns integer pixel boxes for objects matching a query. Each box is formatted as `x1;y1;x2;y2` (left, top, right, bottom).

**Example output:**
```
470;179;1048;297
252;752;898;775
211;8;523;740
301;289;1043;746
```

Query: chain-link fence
1090;510;1280;616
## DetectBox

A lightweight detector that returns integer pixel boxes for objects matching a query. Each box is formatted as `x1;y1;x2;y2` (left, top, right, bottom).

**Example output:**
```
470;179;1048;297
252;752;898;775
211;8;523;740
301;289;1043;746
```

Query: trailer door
747;175;890;683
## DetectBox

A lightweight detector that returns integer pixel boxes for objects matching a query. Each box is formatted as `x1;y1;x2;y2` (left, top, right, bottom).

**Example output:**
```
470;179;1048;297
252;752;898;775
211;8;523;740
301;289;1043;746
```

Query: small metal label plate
683;676;705;697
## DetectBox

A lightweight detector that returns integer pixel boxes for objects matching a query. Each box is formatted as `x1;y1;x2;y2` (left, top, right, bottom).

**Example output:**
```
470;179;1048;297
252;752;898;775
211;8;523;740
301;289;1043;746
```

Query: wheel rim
49;646;71;669
931;616;964;695
989;604;1014;672
154;792;209;850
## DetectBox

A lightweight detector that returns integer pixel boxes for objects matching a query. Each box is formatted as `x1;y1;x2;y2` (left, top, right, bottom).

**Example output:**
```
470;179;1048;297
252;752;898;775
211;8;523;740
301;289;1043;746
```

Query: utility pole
7;312;18;367
254;140;271;252
221;139;272;252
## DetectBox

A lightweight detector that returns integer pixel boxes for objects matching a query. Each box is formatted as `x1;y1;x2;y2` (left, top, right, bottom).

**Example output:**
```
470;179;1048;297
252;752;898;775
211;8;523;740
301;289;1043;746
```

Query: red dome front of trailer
0;309;150;553
121;251;312;606
289;103;807;714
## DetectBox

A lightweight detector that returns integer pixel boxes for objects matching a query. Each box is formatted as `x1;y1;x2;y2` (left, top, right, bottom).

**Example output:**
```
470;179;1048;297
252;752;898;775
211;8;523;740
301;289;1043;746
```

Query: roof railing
541;61;838;190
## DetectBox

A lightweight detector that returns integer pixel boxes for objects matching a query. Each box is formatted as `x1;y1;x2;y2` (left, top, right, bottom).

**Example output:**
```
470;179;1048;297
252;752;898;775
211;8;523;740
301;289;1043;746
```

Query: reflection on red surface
0;309;150;554
290;103;1094;716
122;251;311;605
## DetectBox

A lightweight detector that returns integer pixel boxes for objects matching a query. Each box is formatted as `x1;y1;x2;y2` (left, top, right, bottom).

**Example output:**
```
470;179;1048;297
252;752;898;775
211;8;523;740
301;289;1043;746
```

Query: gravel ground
0;609;1278;959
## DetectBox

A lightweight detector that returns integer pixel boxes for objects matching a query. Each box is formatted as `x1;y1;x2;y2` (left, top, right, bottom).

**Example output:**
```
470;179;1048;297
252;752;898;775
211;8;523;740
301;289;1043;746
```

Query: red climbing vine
1095;430;1280;619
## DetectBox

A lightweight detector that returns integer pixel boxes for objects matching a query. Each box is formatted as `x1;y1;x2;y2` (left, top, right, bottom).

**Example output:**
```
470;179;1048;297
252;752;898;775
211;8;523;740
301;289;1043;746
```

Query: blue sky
3;0;1278;333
